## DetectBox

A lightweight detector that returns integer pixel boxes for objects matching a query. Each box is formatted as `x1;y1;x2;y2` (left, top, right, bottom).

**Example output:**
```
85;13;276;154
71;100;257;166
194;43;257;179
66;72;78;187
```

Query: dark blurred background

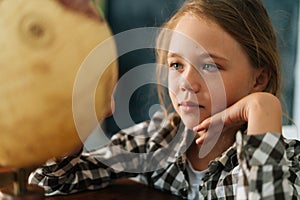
263;0;299;125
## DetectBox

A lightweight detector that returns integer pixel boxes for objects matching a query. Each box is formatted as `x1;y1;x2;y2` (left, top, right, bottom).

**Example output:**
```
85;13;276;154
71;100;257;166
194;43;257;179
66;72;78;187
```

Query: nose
180;65;201;93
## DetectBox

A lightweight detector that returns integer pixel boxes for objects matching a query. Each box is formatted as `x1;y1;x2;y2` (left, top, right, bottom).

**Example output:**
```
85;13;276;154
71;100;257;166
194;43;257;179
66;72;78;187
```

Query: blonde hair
156;0;281;111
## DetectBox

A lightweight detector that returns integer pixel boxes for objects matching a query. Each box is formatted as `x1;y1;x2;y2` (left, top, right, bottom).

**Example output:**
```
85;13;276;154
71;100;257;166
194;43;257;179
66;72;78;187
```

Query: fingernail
196;136;204;145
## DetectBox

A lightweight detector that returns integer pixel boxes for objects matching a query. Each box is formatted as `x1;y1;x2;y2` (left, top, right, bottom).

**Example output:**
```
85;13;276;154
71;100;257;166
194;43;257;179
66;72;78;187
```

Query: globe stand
0;168;44;200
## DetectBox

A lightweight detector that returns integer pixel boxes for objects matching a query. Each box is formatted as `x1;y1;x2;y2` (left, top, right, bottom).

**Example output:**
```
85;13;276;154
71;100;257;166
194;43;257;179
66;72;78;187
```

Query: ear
251;68;270;92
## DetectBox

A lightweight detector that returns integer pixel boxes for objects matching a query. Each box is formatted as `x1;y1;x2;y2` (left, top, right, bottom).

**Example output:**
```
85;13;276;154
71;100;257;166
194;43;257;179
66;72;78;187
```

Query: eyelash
170;62;184;71
202;63;220;72
169;62;220;72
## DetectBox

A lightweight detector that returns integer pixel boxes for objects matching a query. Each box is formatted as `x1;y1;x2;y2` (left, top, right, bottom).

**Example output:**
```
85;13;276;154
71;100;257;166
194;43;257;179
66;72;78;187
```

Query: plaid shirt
29;111;300;199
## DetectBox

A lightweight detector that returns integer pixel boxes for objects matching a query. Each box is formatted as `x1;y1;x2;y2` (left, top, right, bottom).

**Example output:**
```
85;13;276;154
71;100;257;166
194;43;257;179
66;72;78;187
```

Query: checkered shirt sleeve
28;120;154;196
28;111;184;196
236;132;300;199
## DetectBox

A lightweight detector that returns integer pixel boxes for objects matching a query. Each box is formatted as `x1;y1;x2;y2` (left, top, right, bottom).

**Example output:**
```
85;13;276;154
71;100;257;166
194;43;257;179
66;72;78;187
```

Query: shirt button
246;146;255;153
179;188;188;196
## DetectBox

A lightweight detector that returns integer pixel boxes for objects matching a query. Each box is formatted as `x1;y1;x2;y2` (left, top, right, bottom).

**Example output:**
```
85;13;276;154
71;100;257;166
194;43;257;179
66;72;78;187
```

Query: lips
179;101;204;108
178;101;204;112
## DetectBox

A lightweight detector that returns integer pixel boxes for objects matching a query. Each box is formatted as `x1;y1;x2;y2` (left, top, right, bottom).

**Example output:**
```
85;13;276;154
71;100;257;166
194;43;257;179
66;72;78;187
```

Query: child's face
167;14;261;128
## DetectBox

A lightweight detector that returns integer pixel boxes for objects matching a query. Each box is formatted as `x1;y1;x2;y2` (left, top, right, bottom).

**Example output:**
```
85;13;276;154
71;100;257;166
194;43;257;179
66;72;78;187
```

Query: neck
186;127;237;171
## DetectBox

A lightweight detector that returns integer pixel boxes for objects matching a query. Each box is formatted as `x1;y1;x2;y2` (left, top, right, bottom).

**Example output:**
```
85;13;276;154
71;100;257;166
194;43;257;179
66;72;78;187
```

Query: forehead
168;14;244;63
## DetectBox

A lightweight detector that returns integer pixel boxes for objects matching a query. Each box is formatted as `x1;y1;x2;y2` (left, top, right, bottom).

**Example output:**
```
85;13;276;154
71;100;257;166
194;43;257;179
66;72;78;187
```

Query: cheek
202;73;249;115
203;75;227;115
223;79;252;107
168;70;179;90
168;71;180;109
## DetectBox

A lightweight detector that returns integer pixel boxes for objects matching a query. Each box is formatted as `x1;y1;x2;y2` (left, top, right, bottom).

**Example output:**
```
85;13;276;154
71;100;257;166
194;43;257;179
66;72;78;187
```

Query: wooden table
0;167;15;188
45;179;183;200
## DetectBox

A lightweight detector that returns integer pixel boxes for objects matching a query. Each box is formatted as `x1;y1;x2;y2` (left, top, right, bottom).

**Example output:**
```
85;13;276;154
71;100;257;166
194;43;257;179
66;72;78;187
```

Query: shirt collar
216;142;238;171
148;112;193;168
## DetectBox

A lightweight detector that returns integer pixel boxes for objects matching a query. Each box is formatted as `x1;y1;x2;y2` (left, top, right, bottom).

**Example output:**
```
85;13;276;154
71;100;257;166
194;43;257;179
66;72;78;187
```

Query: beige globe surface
0;0;118;168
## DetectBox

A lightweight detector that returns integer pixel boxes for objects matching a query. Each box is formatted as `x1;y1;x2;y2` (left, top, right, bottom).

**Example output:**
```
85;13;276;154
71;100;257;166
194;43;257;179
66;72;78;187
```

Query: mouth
178;101;204;112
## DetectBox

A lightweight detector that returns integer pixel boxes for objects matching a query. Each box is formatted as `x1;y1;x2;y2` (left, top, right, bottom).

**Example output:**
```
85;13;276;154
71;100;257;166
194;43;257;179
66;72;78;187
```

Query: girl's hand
193;92;282;145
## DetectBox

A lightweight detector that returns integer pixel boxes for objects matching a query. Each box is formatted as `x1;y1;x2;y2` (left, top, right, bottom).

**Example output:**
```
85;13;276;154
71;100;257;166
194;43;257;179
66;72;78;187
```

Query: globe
0;0;118;168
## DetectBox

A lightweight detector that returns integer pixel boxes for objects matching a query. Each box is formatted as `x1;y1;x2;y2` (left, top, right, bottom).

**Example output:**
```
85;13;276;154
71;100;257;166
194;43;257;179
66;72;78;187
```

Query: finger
193;111;225;132
195;125;223;157
195;129;209;145
194;129;206;139
195;134;205;145
193;118;211;132
195;132;215;145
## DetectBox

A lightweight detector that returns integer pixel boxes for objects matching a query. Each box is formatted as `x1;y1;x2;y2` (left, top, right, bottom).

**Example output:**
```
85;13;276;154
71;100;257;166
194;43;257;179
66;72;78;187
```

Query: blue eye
203;63;219;72
171;63;183;71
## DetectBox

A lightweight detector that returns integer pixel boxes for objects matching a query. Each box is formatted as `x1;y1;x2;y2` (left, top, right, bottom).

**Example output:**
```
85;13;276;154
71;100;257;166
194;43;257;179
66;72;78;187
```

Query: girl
29;0;300;199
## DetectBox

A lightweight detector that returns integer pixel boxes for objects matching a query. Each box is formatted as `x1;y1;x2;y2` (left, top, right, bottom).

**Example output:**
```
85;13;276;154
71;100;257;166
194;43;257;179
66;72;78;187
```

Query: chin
180;113;201;130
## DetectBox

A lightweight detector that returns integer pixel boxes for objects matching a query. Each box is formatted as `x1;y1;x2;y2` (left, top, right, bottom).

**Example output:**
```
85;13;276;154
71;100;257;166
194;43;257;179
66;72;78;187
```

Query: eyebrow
204;53;229;62
167;52;229;62
167;52;182;58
